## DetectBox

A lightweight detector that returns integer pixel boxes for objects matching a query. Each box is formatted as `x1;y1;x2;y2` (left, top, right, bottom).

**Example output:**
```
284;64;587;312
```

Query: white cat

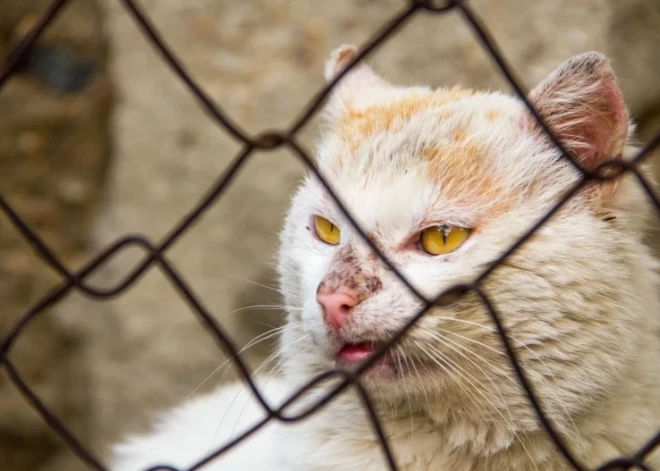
111;45;660;471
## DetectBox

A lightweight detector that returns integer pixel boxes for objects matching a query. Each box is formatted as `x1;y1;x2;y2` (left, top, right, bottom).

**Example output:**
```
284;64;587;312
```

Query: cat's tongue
337;342;375;363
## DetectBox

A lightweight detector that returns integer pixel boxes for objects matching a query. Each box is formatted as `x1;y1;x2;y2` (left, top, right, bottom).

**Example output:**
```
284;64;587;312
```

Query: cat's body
112;46;660;471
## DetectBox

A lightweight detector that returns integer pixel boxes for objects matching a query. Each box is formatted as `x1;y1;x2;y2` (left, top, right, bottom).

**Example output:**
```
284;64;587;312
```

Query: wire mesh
1;0;660;470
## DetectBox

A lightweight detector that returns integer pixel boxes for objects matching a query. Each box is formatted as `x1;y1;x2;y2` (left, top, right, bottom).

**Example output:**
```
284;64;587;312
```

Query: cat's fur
111;45;660;470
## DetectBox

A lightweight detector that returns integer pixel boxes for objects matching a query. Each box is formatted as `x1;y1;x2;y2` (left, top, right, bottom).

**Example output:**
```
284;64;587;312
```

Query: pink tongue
338;342;375;363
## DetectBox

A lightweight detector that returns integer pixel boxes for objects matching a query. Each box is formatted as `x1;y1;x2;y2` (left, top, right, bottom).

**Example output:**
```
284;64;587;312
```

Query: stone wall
0;1;111;470
0;1;659;470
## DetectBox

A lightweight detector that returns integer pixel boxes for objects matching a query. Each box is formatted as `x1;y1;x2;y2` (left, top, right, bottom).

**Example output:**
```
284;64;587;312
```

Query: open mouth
337;342;377;363
335;341;400;380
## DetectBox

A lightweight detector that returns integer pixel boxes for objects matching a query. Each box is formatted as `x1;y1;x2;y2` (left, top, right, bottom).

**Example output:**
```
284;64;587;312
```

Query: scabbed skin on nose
316;290;358;330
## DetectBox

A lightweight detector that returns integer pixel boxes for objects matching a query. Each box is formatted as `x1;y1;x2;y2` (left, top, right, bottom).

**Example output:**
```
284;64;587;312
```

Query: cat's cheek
301;299;334;353
299;253;331;298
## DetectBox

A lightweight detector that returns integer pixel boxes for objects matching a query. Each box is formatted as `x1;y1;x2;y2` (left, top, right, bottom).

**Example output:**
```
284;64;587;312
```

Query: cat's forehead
336;86;477;150
315;87;531;225
330;86;526;168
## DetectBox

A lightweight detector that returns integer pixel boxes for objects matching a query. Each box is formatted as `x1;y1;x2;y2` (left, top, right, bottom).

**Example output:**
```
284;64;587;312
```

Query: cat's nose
316;289;358;330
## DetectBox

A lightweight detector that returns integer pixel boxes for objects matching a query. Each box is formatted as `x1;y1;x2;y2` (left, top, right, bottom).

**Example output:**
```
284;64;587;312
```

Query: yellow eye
314;216;341;245
420;225;471;255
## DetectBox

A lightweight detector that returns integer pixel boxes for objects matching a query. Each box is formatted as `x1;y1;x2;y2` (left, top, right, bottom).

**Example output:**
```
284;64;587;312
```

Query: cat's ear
323;44;390;120
528;52;629;179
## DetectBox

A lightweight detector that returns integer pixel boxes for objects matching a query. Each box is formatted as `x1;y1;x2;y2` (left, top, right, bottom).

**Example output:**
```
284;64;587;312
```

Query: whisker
399;346;432;414
251;320;283;330
412;340;488;421
231;275;301;300
438;329;568;458
394;347;414;438
226;304;303;316
212;333;311;446
226;335;312;440
186;321;302;398
439;327;579;437
424;341;516;430
421;331;539;471
428;322;580;440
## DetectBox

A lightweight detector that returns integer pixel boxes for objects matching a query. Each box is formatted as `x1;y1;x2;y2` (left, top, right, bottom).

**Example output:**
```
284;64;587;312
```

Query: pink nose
316;290;358;330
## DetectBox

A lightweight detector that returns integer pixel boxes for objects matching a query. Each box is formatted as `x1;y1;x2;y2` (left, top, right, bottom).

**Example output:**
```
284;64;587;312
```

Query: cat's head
277;45;654;442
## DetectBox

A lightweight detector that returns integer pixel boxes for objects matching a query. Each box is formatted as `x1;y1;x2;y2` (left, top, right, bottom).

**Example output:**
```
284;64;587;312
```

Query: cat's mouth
334;341;397;378
337;342;377;363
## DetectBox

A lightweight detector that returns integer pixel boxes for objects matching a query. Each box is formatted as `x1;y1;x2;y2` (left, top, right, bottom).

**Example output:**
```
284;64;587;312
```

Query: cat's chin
335;358;398;381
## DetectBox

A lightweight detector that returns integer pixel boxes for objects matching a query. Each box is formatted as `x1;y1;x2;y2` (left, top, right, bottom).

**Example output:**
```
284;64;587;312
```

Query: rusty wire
1;0;660;470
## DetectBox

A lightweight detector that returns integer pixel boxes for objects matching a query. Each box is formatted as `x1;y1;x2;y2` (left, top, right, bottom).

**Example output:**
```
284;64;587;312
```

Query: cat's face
278;46;650;435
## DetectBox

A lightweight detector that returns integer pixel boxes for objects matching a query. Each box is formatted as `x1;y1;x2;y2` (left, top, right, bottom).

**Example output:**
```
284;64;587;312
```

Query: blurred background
0;0;659;470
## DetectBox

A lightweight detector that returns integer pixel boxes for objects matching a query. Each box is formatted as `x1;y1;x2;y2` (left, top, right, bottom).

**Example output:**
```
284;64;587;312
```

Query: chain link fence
1;0;660;470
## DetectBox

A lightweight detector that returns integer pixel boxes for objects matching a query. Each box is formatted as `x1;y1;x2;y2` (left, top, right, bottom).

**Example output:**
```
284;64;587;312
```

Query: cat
111;45;660;471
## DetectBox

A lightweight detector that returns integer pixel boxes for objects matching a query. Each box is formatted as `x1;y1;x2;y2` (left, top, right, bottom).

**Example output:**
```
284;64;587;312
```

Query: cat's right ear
322;44;390;121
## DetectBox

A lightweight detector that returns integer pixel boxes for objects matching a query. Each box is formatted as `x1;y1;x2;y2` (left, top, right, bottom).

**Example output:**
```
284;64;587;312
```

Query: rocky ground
0;1;659;470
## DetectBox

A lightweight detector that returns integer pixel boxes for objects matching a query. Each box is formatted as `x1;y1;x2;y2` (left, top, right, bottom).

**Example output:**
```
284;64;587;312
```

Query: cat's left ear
322;44;391;121
528;52;629;200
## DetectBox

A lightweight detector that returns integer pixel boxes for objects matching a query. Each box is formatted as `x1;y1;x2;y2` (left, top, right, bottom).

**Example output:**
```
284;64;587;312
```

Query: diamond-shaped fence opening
1;0;660;470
